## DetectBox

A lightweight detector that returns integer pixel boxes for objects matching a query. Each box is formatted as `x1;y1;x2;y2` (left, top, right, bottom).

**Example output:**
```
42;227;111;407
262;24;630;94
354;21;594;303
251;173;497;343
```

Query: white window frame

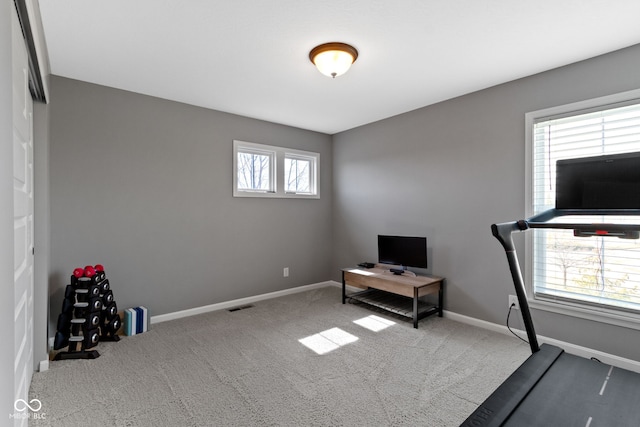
525;88;640;330
234;143;276;194
284;151;317;195
233;140;320;199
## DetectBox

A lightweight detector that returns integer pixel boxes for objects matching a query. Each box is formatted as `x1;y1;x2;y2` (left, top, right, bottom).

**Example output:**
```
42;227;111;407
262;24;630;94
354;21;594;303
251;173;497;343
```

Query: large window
526;90;640;326
233;140;319;198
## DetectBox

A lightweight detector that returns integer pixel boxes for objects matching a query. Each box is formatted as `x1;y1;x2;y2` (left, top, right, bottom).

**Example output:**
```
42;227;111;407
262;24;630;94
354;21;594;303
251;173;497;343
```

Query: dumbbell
103;301;118;319
102;290;114;305
84;328;100;349
75;285;101;303
89;313;101;329
75;276;95;288
84;265;96;278
64;284;76;299
71;312;101;330
90;296;103;312
73;296;103;318
99;279;110;293
86;296;103;312
62;294;99;313
56;312;72;333
75;288;89;302
53;331;69;350
103;315;121;336
75;276;99;291
89;284;100;297
68;328;100;350
95;270;106;283
61;296;75;314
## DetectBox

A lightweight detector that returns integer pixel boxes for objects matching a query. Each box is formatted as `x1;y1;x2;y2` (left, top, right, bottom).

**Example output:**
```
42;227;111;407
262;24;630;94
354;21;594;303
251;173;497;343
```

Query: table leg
342;271;346;304
438;280;443;317
413;288;419;328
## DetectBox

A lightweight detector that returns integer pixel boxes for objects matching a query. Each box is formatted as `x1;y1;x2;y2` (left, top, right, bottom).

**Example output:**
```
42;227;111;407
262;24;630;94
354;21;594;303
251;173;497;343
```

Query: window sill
529;297;640;331
233;190;319;199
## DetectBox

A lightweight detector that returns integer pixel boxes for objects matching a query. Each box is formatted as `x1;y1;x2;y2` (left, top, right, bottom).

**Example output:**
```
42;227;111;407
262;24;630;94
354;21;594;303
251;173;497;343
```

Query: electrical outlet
283;267;289;277
508;295;519;310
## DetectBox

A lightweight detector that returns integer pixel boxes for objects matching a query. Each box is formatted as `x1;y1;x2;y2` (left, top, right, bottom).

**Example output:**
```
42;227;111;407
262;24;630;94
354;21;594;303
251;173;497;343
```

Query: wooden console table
341;267;444;328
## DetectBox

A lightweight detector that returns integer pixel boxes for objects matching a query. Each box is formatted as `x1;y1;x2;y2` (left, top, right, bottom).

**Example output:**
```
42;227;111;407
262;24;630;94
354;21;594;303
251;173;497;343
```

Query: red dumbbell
73;268;84;278
94;264;104;272
84;265;96;278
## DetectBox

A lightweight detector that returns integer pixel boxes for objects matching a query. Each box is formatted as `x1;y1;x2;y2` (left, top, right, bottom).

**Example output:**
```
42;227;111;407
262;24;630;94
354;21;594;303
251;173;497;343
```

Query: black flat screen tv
556;151;640;209
378;235;427;269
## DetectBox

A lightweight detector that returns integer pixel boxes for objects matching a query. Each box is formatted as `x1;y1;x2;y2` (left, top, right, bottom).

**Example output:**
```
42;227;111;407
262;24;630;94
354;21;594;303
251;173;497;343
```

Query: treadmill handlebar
527;208;640;233
491;221;528;252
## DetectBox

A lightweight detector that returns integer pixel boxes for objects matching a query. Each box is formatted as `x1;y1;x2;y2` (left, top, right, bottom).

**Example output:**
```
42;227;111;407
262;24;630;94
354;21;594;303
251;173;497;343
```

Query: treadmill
462;152;640;427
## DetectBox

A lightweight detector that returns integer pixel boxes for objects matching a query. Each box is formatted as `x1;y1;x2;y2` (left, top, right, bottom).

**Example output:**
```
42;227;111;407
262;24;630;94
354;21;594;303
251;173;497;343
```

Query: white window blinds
532;100;640;314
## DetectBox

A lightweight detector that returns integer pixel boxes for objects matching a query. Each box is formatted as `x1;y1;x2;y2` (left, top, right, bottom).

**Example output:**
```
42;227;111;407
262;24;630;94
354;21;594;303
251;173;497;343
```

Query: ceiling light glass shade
309;42;358;78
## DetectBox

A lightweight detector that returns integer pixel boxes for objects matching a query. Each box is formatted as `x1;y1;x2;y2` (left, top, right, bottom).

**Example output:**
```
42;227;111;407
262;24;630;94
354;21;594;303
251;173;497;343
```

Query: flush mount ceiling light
309;42;358;78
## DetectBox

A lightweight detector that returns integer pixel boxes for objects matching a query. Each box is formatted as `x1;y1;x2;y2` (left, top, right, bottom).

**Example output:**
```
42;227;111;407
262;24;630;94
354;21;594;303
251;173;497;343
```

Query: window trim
233;140;320;199
524;88;640;331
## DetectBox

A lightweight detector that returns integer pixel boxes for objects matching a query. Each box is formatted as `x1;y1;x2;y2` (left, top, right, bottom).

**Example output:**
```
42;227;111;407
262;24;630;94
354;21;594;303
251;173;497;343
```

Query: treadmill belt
462;344;640;426
505;351;640;427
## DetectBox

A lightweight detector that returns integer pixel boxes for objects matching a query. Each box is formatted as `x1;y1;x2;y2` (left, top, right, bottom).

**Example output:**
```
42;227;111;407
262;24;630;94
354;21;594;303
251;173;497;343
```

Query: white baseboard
150;281;335;324
444;310;640;373
39;359;49;372
329;280;360;292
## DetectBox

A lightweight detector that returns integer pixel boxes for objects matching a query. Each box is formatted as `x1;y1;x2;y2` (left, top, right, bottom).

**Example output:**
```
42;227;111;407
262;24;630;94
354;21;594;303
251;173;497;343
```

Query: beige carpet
29;286;530;426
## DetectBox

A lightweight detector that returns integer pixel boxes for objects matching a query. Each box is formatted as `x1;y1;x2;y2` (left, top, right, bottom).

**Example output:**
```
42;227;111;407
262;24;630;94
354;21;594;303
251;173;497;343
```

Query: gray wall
1;0;16;417
49;76;333;327
332;44;640;361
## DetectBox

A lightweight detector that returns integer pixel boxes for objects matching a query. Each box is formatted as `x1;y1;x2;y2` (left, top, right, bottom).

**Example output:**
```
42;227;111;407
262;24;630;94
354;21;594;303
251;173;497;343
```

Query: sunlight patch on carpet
298;327;359;355
353;314;395;332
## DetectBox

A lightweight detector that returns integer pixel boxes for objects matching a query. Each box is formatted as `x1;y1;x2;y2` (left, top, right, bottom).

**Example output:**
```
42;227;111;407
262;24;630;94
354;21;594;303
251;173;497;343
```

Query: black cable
507;303;529;344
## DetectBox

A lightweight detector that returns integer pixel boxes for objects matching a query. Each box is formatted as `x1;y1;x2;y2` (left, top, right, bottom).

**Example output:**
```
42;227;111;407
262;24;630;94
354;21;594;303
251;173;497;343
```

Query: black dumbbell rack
53;269;121;360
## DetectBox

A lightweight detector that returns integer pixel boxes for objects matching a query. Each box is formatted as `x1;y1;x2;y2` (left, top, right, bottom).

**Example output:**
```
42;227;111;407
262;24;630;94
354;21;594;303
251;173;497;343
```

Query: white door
12;6;35;425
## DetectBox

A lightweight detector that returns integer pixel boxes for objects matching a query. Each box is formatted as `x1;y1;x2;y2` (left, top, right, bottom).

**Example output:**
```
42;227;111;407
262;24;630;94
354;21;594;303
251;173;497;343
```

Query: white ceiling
38;0;640;135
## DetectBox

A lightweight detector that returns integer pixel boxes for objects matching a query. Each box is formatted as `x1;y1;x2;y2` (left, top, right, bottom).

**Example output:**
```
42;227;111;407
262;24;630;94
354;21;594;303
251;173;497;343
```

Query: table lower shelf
347;288;439;322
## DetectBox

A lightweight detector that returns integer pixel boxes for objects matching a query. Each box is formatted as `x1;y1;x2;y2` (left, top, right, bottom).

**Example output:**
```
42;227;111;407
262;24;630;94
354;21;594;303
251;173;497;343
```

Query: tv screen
378;235;427;269
556;152;640;209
